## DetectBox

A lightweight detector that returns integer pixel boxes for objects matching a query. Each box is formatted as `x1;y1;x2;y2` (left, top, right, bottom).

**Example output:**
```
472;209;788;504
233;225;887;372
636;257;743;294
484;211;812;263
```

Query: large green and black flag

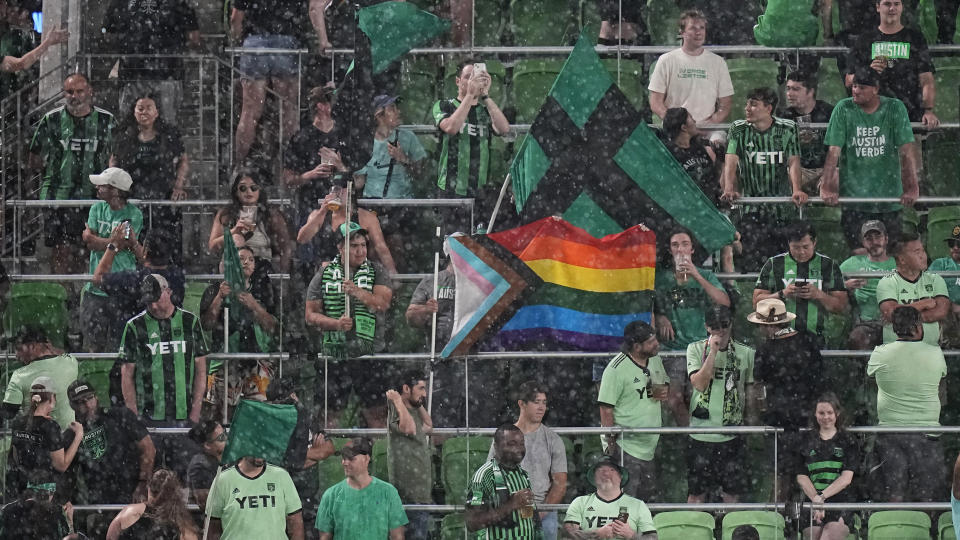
510;30;736;253
334;1;450;170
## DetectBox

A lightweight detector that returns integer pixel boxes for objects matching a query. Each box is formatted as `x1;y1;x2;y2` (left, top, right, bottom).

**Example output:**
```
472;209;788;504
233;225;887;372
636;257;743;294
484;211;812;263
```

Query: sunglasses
238;185;260;193
210;431;227;443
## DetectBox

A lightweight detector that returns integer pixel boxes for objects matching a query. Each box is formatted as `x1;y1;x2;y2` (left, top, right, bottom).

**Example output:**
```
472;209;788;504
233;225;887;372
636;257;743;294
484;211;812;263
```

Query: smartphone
794;279;809;288
473;62;487;74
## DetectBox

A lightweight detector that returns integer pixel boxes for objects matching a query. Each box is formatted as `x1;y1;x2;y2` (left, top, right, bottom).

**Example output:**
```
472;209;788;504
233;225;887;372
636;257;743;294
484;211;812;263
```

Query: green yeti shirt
823;97;914;213
867;339;946;426
756;252;846;337
875;271;949;345
564;492;656;534
686;339;755;443
597;353;669;461
725;117;800;220
84;201;143;296
839;255;897;322
206;464;302;540
465;459;536;540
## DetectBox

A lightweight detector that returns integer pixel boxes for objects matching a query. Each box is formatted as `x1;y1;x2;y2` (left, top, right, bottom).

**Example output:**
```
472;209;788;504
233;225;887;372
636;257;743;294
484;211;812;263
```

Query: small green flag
510;29;736;253
358;1;451;74
222;229;245;297
222;400;299;465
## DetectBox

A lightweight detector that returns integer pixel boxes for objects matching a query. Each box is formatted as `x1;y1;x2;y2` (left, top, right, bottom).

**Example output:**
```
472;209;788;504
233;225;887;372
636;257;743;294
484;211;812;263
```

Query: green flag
358;1;451;74
222;400;300;465
223;229;245;295
510;29;736;253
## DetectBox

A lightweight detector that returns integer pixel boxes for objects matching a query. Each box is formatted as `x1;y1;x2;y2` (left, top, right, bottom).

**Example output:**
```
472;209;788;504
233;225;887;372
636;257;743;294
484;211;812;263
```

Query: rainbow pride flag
441;216;655;357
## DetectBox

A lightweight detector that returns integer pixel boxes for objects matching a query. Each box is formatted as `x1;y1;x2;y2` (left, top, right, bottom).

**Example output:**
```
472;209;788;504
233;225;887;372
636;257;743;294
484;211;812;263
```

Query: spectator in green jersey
876;231;950;345
928;224;960;349
1;325;78;429
563;457;656;539
465;424;537;538
840;220;896;349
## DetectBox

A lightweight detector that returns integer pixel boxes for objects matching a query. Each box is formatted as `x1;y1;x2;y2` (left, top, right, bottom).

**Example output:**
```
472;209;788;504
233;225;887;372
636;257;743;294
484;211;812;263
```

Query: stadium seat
316;438;350;495
804;206;848;263
78;359;115;406
721;511;785;540
927;205;960;261
488;136;511;189
512;58;565;123
647;0;682;46
867;510;931;539
924;132;960;198
933;56;960;124
474;0;507;46
440;512;467;540
441;436;493;504
2;282;68;348
939;511;956;540
724;58;782;123
601;58;647;111
654;511;716;540
372;437;389;480
510;0;575;46
183;281;209;316
816;57;848;106
578;434;604;489
399;56;440;125
443;59;506;113
903;206;921;235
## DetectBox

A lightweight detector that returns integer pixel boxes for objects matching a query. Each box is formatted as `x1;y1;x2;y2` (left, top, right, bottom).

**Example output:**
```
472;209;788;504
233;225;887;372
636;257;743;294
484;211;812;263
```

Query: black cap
586;456;630;488
705;305;733;328
140;273;170;304
852;68;879;87
623;320;656;345
338;437;373;458
66;380;96;403
1;325;49;348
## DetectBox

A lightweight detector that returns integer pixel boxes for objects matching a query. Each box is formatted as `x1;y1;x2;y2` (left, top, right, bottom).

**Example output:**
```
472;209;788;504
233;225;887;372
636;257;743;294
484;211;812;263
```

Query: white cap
31;376;55;393
90;167;133;192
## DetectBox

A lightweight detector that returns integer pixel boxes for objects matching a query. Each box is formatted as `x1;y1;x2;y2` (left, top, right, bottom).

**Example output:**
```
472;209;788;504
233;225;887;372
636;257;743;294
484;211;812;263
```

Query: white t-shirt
648;48;734;122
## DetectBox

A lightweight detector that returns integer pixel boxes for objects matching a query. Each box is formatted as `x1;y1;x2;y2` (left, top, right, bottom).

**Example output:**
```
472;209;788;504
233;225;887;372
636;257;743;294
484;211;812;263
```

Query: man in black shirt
747;298;825;503
845;0;937;126
186;420;225;509
781;71;835;195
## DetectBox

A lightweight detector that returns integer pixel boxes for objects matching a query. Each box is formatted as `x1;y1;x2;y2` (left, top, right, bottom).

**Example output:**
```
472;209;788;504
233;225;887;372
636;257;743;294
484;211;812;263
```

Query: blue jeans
405;510;431;540
541;510;558;540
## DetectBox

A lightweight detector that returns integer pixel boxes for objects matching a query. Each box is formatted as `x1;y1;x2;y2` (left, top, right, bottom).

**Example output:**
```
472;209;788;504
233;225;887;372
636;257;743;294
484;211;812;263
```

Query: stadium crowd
4;0;960;538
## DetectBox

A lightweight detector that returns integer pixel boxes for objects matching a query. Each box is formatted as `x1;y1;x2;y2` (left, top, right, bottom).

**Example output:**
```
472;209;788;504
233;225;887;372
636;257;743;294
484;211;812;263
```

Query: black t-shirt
666;138;720;206
8;415;63;495
234;0;307;37
782;100;834;169
113;128;186;200
62;406;149;503
284;123;349;223
0;498;70;540
794;430;860;499
754;330;825;429
187;452;219;492
101;0;199;79
101;265;186;322
198;264;276;353
847;27;935;121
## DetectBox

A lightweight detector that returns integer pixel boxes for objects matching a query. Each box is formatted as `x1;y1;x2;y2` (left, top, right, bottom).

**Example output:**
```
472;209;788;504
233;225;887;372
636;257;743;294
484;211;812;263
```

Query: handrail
0;197;474;208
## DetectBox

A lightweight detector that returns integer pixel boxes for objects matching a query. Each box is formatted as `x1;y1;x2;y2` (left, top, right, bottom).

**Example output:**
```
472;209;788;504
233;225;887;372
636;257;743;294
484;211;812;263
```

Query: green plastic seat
817;57;849;106
724;58;782;123
2;282;68;348
933;57;960;124
510;0;575;46
927;206;960;261
512;58;565;123
924;132;960;198
721;511;785;540
183;281;209;316
441;512;467;540
647;0;683;45
316;438;349;495
940;511;956;540
654;511;716;540
441;436;493;504
372;437;389;481
804;206;849;263
399;56;440;125
868;510;931;539
578;433;604;489
443;59;507;112
601;58;646;111
78;359;115;405
474;0;507;46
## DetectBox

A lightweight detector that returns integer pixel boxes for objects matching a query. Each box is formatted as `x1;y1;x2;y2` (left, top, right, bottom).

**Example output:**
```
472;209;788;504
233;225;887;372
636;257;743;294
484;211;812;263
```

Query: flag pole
428;226;441;415
487;173;511;233
344;180;353;316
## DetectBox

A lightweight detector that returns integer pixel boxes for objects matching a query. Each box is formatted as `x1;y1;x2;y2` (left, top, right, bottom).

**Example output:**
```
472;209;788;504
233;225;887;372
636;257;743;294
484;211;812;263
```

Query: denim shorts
238;34;299;79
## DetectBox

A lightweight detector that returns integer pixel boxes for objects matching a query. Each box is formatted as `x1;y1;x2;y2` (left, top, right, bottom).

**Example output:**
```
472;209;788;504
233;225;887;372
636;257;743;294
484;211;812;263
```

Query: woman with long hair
795;393;860;540
208;168;292;272
106;469;199;540
7;377;83;498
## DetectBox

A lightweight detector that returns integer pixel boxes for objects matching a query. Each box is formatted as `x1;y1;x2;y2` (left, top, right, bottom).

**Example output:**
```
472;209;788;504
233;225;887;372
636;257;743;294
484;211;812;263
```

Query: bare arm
173;153;189;196
121;363;138;416
309;0;333;50
53;427;84;472
820;146;841;205
920;71;936;112
388;396;418;436
465;500;522;532
813;289;850;314
0;28;67;73
268;208;293;272
305;299;345;330
208;518;222;540
796;474;820;501
689;348;717;393
406;299;437;328
707;96;733;124
820;470;854;499
135;434;155;489
819;0;834;39
648;91;667;120
689;271;730;306
543;472;567;506
82;226;114;252
899;143;919;207
287;512;305;540
297;207;330;244
389;526;404;540
190;357;206;423
318;533;333;540
438;98;478;135
483;97;510;136
361;213;397;275
721;154;740;200
229;8;244;43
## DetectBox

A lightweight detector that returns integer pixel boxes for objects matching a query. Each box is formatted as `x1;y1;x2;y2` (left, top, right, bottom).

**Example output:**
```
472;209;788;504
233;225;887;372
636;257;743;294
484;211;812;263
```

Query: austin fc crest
267;483;275;492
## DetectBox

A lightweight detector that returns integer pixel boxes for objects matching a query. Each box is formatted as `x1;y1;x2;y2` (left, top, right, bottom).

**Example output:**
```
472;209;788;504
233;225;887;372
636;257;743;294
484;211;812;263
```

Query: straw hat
746;298;797;325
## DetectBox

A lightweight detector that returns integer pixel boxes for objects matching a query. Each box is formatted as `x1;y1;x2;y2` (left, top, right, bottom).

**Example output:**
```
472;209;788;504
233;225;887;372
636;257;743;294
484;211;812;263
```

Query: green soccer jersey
2;354;78;430
315;477;408;539
119;307;208;422
29;106;115;200
597;353;669;461
756;252;846;336
433;98;495;195
84;202;143;297
465;459;536;540
686;339;755;443
875;270;949;345
929;257;960;303
867;339;946;426
839;255;897;321
206;463;302;540
654;268;725;350
823;97;914;213
564;492;656;534
726;117;800;218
